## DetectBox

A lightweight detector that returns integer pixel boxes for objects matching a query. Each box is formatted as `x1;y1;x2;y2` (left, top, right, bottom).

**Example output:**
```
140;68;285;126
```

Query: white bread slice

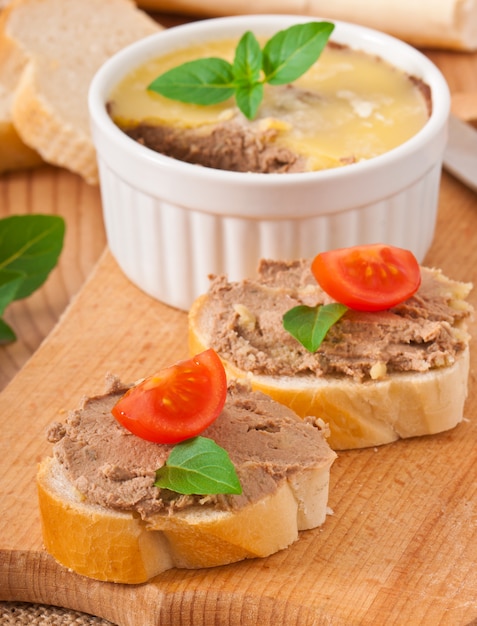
188;268;473;451
0;0;160;183
37;382;336;584
38;450;334;583
37;456;175;584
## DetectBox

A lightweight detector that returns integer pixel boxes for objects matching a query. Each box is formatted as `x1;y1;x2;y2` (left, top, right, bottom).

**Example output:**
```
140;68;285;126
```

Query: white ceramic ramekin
89;15;450;311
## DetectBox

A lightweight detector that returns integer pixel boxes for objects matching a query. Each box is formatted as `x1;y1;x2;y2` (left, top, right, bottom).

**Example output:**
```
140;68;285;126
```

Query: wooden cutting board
0;172;476;626
1;43;477;625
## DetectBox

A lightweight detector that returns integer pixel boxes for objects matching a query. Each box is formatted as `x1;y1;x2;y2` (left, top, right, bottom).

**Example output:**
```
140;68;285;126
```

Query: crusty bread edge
0;2;43;173
0;0;161;183
0;1;98;182
37;448;335;582
11;63;99;184
37;456;173;583
188;293;471;450
0;116;43;172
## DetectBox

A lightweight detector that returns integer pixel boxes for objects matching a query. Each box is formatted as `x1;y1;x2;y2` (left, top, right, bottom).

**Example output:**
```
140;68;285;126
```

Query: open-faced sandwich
189;244;473;450
37;349;336;583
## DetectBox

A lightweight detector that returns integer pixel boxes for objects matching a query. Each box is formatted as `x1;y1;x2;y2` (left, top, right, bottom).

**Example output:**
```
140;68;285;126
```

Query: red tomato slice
111;349;227;444
311;244;421;312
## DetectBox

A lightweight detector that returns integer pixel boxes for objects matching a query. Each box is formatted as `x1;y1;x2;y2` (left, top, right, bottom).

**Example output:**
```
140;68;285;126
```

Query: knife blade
443;114;477;193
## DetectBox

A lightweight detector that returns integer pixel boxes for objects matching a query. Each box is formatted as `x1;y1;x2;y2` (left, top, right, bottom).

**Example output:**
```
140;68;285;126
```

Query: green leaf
0;269;25;316
147;21;334;120
262;21;335;85
0;318;16;344
283;302;348;352
235;81;264;120
148;57;236;106
233;31;262;84
154;436;242;495
0;269;24;343
0;214;65;344
0;214;65;299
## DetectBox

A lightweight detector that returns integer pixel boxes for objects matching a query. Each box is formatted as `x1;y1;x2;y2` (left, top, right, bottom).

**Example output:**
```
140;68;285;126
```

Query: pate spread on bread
189;259;473;450
37;376;336;583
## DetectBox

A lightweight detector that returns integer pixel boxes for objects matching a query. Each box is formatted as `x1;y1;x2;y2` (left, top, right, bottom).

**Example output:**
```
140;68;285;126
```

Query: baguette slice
0;0;160;183
37;380;336;583
188;264;473;450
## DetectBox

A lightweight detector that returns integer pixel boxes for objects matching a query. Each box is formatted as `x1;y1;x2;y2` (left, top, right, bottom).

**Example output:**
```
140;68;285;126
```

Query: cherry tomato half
311;244;421;312
111;349;227;444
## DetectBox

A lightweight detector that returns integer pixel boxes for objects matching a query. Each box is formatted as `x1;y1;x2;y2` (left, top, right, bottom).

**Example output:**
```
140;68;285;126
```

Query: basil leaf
262;21;335;85
283;302;348;352
148;21;334;120
0;318;16;344
235;81;264;120
154;436;242;495
0;270;25;343
233;31;262;84
0;269;24;316
148;58;236;106
0;214;65;299
0;214;65;343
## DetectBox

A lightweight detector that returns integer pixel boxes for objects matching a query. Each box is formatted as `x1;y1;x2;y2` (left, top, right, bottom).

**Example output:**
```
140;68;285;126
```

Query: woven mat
0;602;115;625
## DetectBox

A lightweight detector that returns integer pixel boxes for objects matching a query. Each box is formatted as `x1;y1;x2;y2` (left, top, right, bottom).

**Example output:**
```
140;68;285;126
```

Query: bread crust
0;0;160;183
0;111;43;173
37;456;174;583
38;437;334;582
12;63;99;182
188;292;471;450
0;6;43;173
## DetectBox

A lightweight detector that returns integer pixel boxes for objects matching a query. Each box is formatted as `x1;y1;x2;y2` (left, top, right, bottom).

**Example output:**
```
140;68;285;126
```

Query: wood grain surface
0;166;106;390
0;31;477;626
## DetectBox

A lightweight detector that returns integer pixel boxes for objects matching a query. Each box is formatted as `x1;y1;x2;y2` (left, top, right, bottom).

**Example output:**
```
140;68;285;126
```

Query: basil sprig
283;302;348;353
148;21;335;120
0;215;65;343
155;436;242;496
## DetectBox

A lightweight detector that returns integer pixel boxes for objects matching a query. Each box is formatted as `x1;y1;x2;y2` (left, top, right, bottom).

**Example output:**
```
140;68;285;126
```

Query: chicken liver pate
47;377;335;520
198;259;473;382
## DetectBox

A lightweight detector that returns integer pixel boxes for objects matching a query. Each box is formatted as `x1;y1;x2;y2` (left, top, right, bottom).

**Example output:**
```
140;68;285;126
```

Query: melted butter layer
109;39;430;171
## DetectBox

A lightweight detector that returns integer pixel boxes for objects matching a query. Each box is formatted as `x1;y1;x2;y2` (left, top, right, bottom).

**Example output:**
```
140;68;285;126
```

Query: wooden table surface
0;15;477;626
0;11;188;392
